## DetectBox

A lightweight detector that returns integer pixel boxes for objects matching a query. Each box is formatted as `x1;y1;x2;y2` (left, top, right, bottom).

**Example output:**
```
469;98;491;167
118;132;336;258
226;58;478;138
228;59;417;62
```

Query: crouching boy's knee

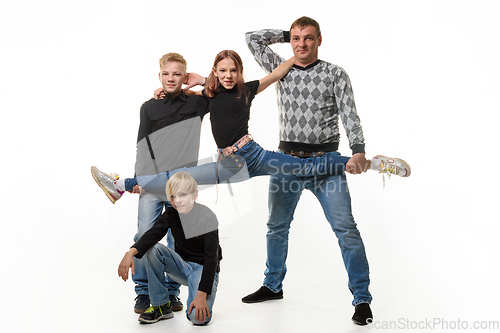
186;310;212;326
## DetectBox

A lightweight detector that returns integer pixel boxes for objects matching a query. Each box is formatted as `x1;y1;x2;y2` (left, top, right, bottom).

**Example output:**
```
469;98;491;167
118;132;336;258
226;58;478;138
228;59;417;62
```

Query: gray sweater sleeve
245;29;287;74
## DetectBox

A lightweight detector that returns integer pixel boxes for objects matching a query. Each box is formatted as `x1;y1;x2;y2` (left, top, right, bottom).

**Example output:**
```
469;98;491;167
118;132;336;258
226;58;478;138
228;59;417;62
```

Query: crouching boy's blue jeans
145;244;219;325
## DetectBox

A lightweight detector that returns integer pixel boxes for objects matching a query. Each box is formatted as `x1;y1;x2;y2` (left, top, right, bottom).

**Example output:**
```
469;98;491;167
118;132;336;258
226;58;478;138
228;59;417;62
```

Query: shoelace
109;172;120;181
144;301;170;314
144;306;161;314
379;162;398;189
379;162;399;176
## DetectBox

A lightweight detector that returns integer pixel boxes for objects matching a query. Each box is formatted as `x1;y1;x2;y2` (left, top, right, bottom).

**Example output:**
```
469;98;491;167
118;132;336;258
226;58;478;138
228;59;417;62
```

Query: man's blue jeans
136;140;350;193
145;243;219;325
132;192;181;298
264;154;372;306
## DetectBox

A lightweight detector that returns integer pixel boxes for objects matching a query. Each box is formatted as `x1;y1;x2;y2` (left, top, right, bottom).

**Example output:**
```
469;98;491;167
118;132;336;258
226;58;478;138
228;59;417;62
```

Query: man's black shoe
352;303;373;325
241;286;283;303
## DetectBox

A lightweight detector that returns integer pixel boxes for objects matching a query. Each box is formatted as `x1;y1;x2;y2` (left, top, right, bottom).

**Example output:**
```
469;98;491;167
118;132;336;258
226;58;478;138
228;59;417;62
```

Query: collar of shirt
292;59;321;71
163;90;188;104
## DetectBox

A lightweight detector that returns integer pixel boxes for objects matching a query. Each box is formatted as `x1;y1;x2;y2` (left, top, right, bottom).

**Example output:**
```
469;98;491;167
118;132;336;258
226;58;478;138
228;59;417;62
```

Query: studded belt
219;134;253;158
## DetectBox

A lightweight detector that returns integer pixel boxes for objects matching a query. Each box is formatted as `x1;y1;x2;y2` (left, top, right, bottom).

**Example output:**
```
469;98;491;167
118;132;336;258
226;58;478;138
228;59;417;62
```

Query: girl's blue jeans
133;140;350;195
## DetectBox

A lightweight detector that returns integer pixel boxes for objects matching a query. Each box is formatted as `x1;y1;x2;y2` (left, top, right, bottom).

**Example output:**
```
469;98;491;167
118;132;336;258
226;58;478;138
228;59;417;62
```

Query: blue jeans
145;244;219;325
264;155;372;306
136;140;350;194
132;192;181;298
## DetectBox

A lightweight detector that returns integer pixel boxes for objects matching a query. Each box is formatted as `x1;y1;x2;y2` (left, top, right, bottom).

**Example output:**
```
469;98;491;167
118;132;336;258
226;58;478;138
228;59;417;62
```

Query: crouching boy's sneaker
138;303;173;324
169;295;183;311
134;294;150;314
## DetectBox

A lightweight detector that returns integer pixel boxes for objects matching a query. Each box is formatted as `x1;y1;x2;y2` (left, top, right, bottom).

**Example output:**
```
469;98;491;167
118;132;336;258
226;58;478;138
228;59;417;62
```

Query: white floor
5;174;500;333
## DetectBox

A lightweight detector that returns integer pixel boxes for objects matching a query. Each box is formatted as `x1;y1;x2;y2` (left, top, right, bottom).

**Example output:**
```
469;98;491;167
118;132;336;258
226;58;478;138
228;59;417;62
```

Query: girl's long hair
204;50;250;104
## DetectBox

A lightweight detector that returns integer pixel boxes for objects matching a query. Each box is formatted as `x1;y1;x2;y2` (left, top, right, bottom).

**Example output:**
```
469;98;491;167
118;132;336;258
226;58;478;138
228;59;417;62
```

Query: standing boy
92;53;209;313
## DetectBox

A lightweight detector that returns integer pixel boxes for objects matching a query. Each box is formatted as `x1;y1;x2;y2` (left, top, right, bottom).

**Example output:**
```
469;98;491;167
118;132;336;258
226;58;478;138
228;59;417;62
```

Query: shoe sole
171;304;183;311
138;312;174;324
134;308;147;314
374;155;411;177
352;318;372;326
90;166;118;204
241;294;283;303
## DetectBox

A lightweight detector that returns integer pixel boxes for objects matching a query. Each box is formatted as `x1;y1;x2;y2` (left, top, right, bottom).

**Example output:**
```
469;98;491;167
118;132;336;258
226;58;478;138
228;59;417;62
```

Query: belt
219;134;253;158
280;150;327;158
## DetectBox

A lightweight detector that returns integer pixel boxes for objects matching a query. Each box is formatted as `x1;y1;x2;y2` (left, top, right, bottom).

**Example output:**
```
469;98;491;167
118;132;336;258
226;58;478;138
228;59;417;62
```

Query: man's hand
345;153;370;174
118;248;138;281
188;291;210;324
128;185;144;194
183;73;205;91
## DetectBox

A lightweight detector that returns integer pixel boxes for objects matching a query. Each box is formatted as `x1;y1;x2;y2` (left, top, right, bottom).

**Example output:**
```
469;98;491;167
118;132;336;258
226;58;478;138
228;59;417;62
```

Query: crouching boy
118;172;222;325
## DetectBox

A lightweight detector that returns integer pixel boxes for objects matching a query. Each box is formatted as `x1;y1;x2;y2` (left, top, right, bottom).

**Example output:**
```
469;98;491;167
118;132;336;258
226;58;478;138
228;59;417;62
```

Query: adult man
92;53;209;313
243;17;373;325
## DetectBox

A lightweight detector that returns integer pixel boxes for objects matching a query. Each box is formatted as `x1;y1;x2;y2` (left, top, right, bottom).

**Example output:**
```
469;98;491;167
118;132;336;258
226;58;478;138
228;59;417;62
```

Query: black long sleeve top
132;203;222;294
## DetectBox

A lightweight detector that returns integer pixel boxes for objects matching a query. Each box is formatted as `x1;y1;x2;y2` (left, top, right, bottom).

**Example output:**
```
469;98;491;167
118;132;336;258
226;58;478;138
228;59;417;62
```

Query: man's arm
245;29;288;74
332;67;369;173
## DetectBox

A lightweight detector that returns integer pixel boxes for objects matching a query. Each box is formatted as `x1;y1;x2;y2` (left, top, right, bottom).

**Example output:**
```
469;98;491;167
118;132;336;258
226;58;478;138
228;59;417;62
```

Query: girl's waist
219;134;253;158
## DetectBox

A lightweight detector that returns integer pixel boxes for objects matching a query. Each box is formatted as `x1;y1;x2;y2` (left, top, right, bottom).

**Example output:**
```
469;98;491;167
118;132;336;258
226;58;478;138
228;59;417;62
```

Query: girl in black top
93;50;410;199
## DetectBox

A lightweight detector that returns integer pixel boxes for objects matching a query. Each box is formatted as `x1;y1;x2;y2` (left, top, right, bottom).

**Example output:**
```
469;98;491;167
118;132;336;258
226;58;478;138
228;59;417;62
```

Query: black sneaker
352;303;373;325
169;295;183;311
241;286;283;303
134;295;150;314
138;303;174;324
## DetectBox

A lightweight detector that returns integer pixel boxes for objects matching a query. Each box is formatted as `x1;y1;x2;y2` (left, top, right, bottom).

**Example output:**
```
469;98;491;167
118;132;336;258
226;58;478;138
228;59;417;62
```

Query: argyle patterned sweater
245;29;365;154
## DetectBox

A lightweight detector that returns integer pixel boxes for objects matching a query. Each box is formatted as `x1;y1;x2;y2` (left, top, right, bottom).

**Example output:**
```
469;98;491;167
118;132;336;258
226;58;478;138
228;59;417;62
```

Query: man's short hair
166;172;198;198
290;16;321;37
159;53;187;73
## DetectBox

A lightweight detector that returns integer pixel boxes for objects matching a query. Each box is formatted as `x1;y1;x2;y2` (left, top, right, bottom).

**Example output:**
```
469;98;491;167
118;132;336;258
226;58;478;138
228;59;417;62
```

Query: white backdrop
1;1;499;332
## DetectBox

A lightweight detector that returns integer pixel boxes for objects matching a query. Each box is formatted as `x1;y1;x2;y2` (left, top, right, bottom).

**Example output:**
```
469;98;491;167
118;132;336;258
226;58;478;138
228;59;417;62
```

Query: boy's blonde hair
166;172;198;198
159;53;187;73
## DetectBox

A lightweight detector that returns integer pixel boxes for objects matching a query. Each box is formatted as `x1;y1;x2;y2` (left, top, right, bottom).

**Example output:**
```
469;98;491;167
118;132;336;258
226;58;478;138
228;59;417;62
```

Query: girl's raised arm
257;57;294;94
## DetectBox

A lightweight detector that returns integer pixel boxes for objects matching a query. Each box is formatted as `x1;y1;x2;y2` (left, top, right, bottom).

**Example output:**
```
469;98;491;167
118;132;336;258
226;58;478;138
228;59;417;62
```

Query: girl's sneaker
373;155;411;177
91;166;123;204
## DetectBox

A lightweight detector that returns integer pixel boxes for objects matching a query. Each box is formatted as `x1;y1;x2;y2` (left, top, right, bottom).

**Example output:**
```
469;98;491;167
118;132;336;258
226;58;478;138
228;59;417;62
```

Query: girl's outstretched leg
137;162;219;193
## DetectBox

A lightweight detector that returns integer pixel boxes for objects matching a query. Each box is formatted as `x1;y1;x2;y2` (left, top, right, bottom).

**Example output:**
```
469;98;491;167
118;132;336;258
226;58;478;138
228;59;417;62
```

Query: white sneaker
90;166;123;204
373;155;411;177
